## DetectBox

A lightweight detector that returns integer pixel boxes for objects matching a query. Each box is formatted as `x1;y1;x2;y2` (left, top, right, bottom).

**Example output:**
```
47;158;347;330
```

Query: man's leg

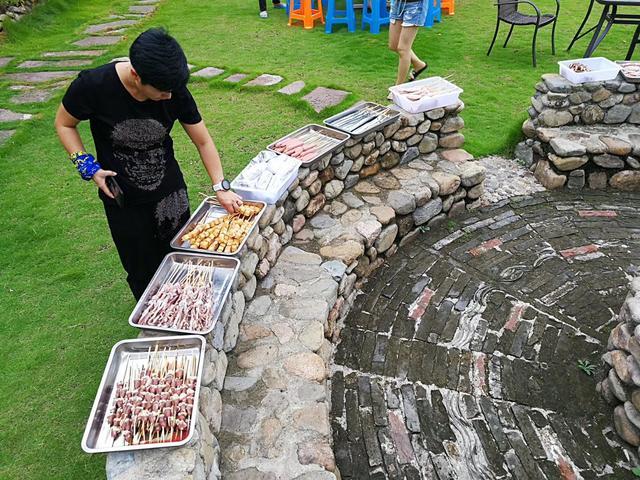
104;202;165;300
259;0;267;12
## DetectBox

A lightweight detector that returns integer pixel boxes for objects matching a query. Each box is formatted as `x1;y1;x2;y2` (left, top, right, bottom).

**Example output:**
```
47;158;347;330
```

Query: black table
568;0;640;60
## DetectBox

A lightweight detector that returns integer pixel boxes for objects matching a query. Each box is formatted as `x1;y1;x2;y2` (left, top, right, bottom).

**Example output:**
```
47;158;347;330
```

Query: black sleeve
174;87;202;125
62;71;96;121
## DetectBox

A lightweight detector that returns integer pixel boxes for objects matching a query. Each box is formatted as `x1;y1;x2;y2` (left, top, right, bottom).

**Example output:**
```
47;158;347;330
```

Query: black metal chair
487;0;560;67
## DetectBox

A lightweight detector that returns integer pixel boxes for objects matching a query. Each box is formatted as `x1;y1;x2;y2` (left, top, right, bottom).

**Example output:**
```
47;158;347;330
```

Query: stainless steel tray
129;252;239;335
267;124;350;164
616;61;640;84
81;335;206;454
324;102;400;139
170;198;266;256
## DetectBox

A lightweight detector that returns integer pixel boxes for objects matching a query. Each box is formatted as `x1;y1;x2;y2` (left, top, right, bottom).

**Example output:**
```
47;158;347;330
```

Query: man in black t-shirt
55;28;242;299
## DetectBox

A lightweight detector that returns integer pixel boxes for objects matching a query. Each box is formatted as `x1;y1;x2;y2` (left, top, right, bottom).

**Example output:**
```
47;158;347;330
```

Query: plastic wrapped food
233;151;300;193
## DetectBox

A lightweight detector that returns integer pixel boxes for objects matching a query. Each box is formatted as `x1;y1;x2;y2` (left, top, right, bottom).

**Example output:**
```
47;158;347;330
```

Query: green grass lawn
0;0;634;478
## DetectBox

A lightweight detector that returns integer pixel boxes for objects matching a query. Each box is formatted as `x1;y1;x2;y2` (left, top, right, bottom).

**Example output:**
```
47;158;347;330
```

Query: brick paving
331;189;640;479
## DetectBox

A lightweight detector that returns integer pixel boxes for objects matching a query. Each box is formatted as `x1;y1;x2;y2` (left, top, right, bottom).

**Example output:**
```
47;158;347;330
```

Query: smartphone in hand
106;176;124;208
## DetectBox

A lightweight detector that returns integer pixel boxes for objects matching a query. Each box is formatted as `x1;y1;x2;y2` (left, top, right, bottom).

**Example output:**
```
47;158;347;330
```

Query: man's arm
54;104;116;199
181;120;242;213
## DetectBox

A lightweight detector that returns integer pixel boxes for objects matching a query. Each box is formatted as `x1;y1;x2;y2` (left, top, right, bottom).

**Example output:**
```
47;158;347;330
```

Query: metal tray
267;124;350;164
616;61;640;83
81;335;206;454
170;198;266;256
324;102;400;139
129;252;239;335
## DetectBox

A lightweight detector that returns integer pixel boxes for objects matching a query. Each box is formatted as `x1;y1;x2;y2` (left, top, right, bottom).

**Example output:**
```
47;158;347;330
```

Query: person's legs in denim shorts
388;0;429;85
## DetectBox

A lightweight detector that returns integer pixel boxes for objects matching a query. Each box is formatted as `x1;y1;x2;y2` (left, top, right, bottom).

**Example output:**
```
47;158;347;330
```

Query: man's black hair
129;28;189;92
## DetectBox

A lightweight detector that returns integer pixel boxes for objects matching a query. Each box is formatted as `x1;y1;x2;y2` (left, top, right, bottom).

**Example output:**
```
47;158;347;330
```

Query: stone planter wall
105;100;486;479
598;275;640;453
516;73;640;192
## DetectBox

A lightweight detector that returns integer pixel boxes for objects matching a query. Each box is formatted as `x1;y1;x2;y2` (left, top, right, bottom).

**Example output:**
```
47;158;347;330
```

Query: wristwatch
212;179;231;192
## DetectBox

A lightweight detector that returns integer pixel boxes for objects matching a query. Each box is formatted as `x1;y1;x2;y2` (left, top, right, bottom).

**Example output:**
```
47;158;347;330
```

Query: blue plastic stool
362;0;390;34
325;0;356;33
424;0;441;27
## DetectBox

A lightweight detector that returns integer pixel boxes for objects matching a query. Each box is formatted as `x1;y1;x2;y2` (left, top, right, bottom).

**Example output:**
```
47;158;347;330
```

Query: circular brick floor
331;189;640;479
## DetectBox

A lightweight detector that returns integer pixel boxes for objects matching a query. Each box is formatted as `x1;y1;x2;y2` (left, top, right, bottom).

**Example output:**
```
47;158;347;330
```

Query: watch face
222;179;231;191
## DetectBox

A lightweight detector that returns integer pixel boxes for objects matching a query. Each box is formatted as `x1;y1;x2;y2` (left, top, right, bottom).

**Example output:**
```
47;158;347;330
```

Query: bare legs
388;22;426;85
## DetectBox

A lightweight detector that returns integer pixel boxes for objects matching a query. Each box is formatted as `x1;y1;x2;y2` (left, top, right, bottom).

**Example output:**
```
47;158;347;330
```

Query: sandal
410;63;429;81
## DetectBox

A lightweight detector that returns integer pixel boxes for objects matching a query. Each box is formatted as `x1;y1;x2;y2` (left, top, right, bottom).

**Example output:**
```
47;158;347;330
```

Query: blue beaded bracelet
70;151;101;180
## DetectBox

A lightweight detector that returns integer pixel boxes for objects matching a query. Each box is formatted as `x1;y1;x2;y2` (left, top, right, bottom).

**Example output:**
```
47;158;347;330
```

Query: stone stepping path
4;71;77;83
331;189;640;479
303;87;350;113
279;80;305;95
1;1;164;140
174;63;350;114
225;73;248;83
129;4;156;14
84;19;138;34
73;36;122;47
0;108;32;122
42;50;105;58
17;59;93;69
245;74;283;87
192;67;225;78
10;88;58;105
0;130;16;145
88;28;127;37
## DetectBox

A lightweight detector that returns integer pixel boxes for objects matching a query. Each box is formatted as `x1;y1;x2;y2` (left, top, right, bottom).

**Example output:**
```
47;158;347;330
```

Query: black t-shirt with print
62;62;202;206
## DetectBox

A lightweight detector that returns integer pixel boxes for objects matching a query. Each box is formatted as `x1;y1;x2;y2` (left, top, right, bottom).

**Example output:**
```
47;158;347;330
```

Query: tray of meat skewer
617;61;640;83
324;102;400;139
171;198;265;256
267;124;350;164
82;335;205;453
129;252;239;335
389;76;463;114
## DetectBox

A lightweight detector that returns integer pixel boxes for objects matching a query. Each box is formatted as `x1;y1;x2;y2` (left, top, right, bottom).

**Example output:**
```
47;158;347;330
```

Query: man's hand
92;169;118;199
216;190;243;213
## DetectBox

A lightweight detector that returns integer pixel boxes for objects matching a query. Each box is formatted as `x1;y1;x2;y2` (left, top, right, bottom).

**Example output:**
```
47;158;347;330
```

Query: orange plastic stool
289;0;325;29
441;0;455;15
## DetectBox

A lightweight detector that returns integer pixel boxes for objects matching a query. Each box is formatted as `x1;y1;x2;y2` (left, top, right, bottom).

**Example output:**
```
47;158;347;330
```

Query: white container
558;57;621;84
231;150;301;205
388;76;463;114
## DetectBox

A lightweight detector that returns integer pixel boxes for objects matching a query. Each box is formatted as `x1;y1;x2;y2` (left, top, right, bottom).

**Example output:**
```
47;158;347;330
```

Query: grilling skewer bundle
330;105;395;135
182;204;262;253
272;129;340;162
136;261;216;332
103;347;198;447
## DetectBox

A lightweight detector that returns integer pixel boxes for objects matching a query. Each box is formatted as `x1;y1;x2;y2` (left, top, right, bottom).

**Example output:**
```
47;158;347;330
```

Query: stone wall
105;100;485;479
516;73;640;192
0;0;39;32
598;275;640;454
